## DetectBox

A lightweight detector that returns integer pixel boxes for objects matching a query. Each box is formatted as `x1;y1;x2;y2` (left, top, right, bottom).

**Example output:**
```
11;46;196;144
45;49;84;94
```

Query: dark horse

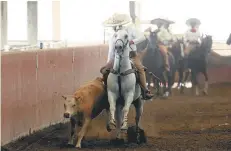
226;33;231;45
180;35;213;96
170;38;188;89
142;31;176;98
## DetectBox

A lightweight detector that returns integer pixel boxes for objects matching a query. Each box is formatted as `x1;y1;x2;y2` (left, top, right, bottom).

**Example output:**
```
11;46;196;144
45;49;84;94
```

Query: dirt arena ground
3;83;231;151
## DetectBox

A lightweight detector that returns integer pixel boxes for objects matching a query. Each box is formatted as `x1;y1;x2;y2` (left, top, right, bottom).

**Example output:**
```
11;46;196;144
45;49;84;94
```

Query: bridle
114;38;129;57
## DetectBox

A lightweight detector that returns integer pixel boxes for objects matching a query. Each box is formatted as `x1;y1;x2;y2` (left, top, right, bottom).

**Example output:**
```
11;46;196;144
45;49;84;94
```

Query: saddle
102;62;141;86
110;62;140;82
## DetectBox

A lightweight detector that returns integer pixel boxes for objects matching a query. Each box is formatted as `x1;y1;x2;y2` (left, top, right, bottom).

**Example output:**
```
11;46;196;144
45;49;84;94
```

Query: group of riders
100;13;202;101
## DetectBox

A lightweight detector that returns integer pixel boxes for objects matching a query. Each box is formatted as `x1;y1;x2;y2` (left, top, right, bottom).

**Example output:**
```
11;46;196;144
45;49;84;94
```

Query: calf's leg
68;117;76;145
75;117;91;148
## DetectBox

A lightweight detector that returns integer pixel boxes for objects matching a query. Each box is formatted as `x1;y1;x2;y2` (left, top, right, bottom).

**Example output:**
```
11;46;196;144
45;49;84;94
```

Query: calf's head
62;95;82;118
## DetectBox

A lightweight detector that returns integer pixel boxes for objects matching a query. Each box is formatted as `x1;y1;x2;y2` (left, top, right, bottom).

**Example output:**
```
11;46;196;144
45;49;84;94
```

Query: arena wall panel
1;45;230;145
1;45;108;145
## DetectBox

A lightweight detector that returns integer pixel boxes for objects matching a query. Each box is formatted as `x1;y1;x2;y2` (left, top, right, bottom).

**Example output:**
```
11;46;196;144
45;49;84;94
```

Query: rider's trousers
184;43;200;56
158;44;170;71
131;53;147;90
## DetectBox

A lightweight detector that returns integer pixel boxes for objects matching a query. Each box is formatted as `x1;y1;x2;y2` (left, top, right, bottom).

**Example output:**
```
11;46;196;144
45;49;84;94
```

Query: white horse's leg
115;104;123;139
121;91;135;130
133;98;144;143
107;91;117;130
133;98;144;128
203;81;208;95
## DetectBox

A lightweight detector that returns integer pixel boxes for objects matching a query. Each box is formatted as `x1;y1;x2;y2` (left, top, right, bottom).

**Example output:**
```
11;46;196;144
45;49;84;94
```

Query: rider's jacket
156;25;173;46
184;27;201;44
107;24;146;63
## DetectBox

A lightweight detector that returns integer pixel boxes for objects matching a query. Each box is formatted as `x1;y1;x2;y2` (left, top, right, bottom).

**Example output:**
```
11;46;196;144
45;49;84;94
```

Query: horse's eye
124;34;128;39
114;34;117;38
72;104;76;107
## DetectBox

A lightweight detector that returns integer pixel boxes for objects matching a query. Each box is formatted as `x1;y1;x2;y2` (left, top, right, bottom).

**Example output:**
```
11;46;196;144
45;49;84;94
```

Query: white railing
1;40;68;52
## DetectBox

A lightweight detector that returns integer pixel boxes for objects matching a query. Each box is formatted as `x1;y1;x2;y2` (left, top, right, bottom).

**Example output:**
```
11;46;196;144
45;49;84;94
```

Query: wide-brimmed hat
186;18;201;26
103;13;132;27
151;18;175;25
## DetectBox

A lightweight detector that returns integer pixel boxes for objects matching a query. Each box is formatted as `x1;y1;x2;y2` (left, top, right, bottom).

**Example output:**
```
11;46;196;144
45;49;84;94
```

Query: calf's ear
75;95;84;104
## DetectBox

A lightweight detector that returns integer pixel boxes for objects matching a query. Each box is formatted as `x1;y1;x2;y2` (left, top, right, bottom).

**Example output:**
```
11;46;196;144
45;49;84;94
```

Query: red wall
1;45;108;145
1;45;231;145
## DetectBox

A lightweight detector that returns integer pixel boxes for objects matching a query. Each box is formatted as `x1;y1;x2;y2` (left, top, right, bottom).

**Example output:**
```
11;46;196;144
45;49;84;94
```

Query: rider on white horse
101;13;154;100
151;18;174;72
184;18;202;56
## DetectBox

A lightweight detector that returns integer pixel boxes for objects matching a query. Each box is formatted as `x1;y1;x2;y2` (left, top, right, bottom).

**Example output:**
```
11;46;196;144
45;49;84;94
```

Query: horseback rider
164;20;177;48
152;18;175;72
183;18;201;56
100;13;154;100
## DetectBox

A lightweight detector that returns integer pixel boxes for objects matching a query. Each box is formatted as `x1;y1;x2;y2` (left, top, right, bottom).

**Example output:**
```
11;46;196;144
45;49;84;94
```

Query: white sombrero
186;18;201;26
103;13;132;27
151;18;175;25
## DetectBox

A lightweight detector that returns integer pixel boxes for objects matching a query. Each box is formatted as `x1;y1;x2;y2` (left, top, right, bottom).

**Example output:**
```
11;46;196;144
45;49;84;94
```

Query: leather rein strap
110;68;136;76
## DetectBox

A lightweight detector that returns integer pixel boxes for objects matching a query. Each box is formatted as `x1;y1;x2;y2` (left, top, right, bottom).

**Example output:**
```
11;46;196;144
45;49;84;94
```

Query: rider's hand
100;67;109;74
129;51;137;58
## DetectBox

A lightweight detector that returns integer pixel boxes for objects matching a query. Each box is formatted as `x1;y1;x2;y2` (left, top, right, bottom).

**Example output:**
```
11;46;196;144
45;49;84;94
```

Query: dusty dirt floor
3;83;231;151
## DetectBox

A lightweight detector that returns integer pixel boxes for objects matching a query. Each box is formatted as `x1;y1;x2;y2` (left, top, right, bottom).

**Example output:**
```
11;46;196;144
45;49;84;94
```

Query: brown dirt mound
3;83;231;151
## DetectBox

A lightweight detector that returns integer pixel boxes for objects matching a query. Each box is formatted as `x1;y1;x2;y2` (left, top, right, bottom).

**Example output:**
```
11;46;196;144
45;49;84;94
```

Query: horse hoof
162;92;169;99
66;142;75;148
203;91;208;96
107;121;116;131
180;89;184;94
121;126;128;131
121;123;128;130
106;124;112;132
195;93;200;96
75;144;81;148
127;126;147;144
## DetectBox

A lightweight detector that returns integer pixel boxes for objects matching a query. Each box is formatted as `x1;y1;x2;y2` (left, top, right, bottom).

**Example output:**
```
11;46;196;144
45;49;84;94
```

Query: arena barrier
1;45;231;145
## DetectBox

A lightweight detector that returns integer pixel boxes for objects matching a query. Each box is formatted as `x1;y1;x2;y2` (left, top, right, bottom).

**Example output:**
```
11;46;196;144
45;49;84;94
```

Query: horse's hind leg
167;72;174;96
191;71;199;96
107;91;117;131
133;97;144;143
115;104;123;139
133;97;144;128
121;91;135;131
161;73;168;98
202;69;209;95
177;67;183;89
180;70;189;94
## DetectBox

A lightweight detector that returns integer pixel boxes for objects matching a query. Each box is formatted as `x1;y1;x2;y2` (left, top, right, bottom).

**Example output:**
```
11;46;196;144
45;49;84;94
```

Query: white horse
107;29;144;137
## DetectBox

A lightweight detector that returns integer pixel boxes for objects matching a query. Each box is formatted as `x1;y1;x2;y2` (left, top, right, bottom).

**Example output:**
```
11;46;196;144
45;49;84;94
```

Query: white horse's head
113;29;130;56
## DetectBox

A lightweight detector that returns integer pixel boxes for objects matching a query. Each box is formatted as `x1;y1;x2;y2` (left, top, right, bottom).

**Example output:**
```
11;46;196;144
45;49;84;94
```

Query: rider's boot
100;60;114;86
131;55;154;100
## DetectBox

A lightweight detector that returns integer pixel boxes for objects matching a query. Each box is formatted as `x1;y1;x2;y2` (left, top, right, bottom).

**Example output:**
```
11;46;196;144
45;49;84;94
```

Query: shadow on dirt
3;123;149;151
